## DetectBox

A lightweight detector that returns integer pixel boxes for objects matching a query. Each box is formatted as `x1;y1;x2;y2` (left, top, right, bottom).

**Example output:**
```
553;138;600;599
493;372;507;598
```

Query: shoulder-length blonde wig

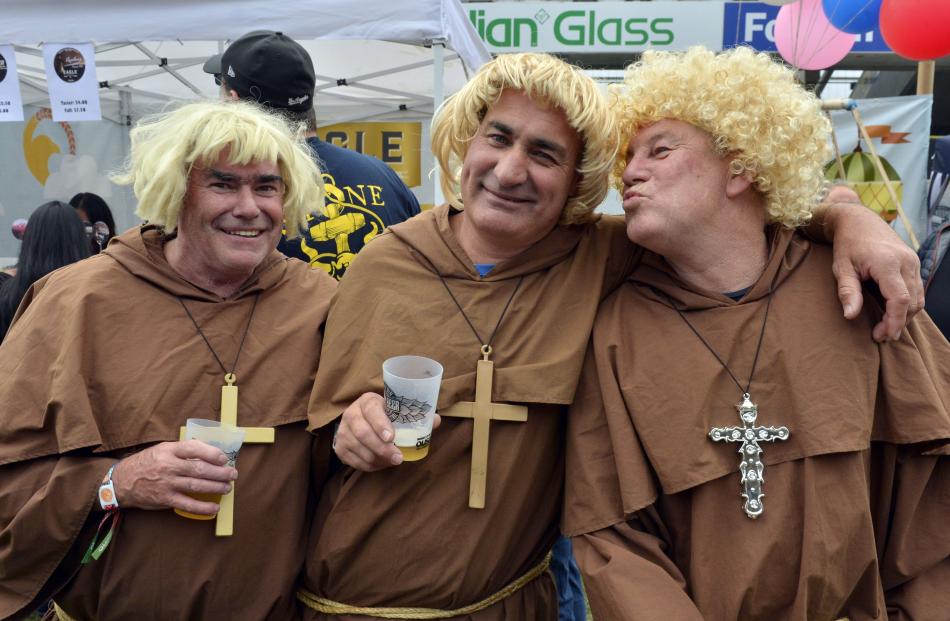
112;100;323;235
431;52;618;225
611;46;831;227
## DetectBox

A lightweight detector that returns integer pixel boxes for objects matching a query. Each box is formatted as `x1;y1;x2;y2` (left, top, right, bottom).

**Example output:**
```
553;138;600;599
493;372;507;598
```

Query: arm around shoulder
808;189;924;341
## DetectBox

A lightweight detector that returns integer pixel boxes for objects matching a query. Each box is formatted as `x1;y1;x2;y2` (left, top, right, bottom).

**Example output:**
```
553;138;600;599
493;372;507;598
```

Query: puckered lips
622;187;646;212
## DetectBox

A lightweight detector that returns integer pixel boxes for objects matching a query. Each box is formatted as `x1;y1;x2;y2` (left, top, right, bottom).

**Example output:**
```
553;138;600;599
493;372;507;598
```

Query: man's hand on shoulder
333;392;442;472
816;186;924;341
111;441;237;516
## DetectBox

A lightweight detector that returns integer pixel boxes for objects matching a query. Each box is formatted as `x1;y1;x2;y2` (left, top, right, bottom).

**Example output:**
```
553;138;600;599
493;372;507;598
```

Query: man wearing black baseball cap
205;30;420;279
204;30;316;118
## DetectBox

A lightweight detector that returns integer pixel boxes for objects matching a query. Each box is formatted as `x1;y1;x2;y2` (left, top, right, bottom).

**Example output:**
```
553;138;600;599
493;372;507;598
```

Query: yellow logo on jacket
297;172;386;278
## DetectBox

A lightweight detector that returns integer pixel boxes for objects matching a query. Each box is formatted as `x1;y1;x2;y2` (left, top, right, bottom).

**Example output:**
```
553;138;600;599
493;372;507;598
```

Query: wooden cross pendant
441;345;528;509
709;394;789;519
179;373;275;536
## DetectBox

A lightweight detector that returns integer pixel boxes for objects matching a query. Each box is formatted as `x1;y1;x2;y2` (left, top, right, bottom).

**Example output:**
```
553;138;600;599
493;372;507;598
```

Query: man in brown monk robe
298;52;926;620
564;46;950;620
0;101;336;620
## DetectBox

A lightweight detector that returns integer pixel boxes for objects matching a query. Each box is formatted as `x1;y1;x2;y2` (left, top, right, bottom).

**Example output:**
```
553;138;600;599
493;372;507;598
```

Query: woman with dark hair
0;201;91;342
69;192;116;254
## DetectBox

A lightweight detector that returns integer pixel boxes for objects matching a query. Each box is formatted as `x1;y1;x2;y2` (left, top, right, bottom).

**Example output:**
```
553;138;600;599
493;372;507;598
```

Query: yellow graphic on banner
317;122;421;188
23;108;76;185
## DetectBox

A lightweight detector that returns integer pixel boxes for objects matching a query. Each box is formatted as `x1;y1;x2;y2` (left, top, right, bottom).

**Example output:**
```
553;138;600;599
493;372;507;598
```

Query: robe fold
564;228;950;621
0;225;336;621
302;205;638;619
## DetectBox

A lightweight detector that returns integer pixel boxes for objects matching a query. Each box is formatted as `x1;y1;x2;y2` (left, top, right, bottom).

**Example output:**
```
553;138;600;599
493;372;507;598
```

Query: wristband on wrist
84;462;122;564
97;463;119;511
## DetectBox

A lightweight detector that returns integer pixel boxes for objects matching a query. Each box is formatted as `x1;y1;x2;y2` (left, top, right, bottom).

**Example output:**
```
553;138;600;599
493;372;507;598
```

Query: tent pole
119;89;132;127
133;43;203;96
432;38;446;207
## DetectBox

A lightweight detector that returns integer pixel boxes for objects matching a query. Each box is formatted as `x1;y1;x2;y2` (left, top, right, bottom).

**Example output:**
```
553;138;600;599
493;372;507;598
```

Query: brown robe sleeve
597;216;644;295
574;514;703;621
870;312;950;620
0;455;112;619
873;444;949;621
0;276;112;618
562;343;656;536
565;343;702;619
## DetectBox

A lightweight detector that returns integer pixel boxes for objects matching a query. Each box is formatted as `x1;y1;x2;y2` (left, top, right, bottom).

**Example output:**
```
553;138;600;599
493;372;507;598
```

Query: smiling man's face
457;89;582;258
174;150;285;287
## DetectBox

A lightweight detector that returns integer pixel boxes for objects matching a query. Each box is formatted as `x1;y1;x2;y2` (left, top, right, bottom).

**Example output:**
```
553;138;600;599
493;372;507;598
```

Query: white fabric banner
0;45;24;122
826;96;933;246
42;43;101;122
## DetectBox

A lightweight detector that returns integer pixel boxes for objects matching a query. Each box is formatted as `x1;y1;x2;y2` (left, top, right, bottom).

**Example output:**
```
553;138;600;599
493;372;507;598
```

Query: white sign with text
42;42;101;121
462;2;724;53
0;46;24;122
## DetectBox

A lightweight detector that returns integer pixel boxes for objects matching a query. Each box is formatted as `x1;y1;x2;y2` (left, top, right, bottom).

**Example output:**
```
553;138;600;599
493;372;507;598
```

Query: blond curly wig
431;52;618;225
611;46;831;227
112;100;323;236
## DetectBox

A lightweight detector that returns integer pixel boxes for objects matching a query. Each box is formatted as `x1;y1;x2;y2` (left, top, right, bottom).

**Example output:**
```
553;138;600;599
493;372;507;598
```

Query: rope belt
52;602;79;621
296;551;552;619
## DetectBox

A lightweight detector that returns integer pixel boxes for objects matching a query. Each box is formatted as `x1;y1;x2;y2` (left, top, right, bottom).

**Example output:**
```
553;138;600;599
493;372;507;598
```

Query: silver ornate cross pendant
709;394;789;519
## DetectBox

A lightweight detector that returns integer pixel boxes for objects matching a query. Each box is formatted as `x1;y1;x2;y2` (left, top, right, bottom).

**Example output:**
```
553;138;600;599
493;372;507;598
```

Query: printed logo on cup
0;54;7;83
223;449;240;468
383;383;431;424
54;47;86;83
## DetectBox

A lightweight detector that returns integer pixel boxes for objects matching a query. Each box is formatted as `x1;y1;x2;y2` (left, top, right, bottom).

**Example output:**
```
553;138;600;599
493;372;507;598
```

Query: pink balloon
775;0;855;70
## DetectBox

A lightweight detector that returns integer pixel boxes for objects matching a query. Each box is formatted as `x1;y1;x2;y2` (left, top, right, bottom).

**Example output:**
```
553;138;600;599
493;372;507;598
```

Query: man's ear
725;171;754;199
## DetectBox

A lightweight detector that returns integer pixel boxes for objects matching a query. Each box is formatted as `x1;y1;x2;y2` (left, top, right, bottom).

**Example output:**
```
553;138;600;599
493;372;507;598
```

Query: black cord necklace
413;252;529;510
416;252;524;360
663;289;773;399
660;288;790;520
178;293;261;385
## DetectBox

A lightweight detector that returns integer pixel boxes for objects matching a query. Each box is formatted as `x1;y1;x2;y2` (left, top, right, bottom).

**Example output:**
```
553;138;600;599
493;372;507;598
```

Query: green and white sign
462;1;724;53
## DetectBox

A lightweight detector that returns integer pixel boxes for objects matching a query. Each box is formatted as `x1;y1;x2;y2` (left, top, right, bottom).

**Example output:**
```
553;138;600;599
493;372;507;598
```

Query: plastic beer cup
174;418;245;520
382;356;443;461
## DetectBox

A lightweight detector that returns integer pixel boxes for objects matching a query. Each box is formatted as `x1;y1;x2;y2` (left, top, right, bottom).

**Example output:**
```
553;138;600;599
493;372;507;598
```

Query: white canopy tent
0;0;491;261
1;0;490;123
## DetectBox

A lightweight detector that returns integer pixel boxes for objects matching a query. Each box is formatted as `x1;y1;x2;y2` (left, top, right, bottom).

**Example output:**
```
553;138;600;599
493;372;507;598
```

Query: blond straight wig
112;100;323;235
431;52;618;225
611;46;831;228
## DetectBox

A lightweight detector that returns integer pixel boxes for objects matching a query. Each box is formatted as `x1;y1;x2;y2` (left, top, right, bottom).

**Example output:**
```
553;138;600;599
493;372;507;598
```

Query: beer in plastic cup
383;355;443;461
174;418;245;520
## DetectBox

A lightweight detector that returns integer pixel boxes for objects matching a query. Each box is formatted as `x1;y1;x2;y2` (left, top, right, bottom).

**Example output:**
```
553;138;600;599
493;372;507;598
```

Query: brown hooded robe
301;205;638;620
564;228;950;621
0;226;336;621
